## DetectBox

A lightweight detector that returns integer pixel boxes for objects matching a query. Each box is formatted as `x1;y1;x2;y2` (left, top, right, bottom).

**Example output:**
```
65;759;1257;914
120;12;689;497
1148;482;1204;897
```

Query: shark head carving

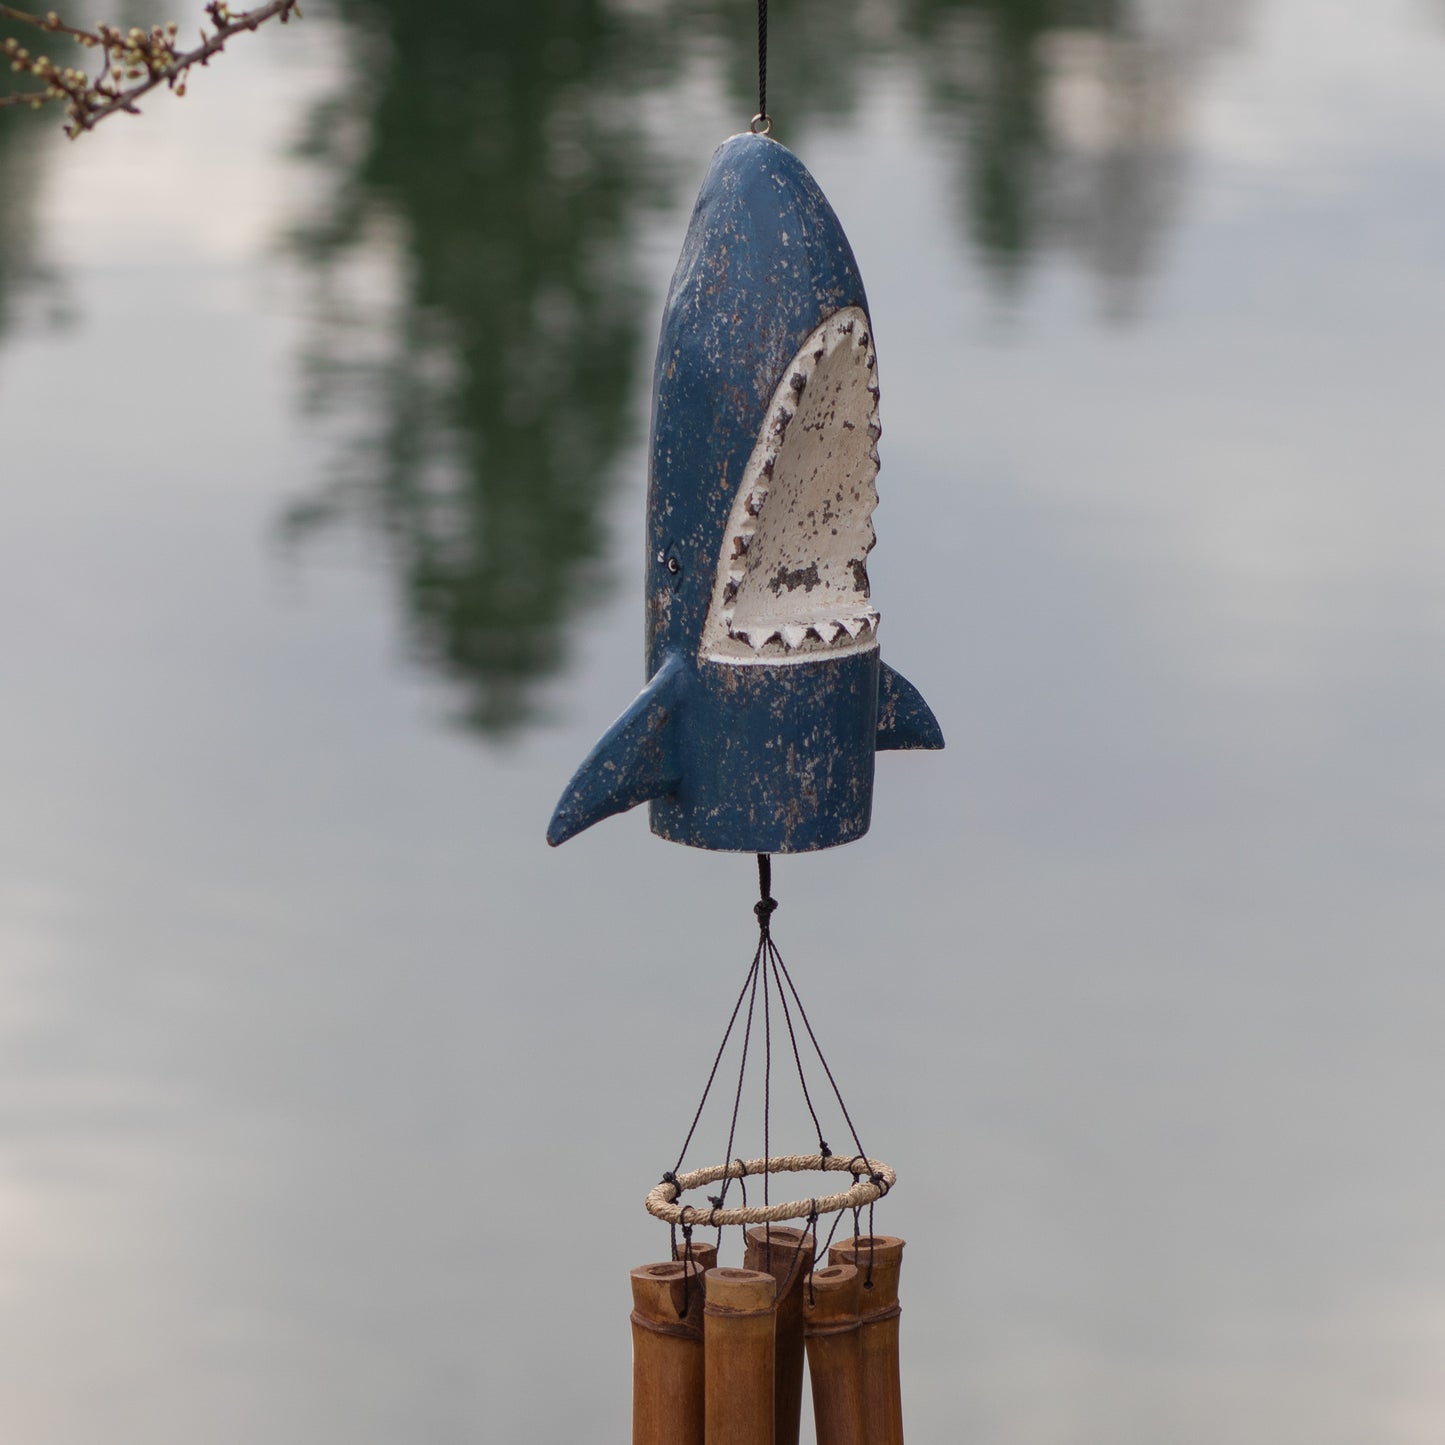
549;134;942;853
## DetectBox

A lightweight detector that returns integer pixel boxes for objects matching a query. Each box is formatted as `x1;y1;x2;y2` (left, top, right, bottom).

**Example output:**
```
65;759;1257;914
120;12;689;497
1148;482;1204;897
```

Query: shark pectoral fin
546;654;689;846
877;661;945;751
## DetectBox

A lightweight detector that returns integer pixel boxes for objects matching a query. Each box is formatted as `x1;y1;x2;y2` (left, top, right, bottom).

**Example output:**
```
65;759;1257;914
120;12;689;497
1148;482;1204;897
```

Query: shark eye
666;555;682;576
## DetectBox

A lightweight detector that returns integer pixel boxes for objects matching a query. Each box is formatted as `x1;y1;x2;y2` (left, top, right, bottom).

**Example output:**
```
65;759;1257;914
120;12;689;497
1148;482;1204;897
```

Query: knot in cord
755;854;777;932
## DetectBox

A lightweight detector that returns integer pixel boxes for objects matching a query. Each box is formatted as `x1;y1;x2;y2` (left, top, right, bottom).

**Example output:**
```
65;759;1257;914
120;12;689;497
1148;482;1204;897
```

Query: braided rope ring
647;1153;895;1228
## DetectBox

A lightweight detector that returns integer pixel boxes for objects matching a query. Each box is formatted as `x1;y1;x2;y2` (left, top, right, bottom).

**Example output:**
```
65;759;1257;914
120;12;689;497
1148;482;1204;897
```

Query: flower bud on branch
0;0;300;135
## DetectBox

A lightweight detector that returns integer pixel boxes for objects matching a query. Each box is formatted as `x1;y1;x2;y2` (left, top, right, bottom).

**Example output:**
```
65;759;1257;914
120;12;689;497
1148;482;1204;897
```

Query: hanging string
668;938;764;1177
757;852;774;1231
732;855;772;1222
662;851;886;1275
758;0;767;118
807;1205;850;1306
770;940;828;1158
866;1200;877;1288
752;0;771;133
663;924;762;1312
761;864;773;1258
756;853;775;927
715;947;763;1213
770;941;875;1173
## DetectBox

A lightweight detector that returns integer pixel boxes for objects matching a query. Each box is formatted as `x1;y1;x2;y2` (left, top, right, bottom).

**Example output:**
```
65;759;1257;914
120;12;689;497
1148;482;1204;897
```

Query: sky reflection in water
1;1;1445;1442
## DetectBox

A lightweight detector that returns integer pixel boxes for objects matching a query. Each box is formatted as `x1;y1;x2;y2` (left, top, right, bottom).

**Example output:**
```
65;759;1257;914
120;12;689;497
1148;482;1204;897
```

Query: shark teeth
702;305;882;664
729;625;780;651
836;609;879;641
725;609;878;655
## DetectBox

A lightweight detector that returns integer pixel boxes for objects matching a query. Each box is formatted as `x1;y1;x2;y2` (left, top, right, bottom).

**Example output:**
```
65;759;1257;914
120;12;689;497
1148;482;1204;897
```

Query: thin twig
0;1;300;135
0;5;99;43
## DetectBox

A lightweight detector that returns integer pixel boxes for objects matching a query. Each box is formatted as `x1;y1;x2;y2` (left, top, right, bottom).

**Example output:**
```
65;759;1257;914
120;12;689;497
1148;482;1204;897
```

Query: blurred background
3;0;1445;1441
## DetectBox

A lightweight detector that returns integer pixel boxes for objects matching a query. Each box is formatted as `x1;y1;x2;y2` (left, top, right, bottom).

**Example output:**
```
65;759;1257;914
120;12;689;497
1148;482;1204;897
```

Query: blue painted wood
547;134;942;853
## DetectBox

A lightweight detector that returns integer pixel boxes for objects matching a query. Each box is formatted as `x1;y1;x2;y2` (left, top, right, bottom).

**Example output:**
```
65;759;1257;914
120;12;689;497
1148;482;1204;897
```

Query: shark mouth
701;306;881;664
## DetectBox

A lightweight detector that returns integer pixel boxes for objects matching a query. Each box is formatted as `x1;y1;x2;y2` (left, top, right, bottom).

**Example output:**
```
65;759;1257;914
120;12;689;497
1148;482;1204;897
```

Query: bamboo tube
631;1260;706;1445
674;1238;720;1274
743;1225;815;1445
704;1267;777;1445
803;1264;866;1445
827;1236;905;1445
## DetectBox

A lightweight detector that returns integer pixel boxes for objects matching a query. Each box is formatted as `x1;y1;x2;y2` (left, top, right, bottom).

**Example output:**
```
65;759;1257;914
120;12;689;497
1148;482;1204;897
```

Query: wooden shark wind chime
547;7;942;1441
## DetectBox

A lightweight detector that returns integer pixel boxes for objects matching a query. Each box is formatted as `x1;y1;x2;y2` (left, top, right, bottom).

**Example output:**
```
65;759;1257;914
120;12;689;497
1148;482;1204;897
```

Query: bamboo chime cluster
630;1227;906;1445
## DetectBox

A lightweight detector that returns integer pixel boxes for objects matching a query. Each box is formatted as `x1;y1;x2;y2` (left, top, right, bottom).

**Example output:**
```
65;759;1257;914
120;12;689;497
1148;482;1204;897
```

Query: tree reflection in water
283;0;649;735
283;0;1237;736
0;111;63;342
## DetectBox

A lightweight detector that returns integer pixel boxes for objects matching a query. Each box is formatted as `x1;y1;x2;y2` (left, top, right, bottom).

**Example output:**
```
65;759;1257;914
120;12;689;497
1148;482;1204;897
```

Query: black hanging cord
663;852;886;1271
753;0;770;133
807;1205;850;1306
761;883;773;1256
771;943;874;1170
715;948;763;1210
678;1221;697;1317
770;941;828;1157
756;855;774;1247
669;940;763;1177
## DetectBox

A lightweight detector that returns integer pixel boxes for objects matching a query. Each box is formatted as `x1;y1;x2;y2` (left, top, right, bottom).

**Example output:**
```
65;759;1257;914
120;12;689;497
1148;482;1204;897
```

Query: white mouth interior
700;306;881;663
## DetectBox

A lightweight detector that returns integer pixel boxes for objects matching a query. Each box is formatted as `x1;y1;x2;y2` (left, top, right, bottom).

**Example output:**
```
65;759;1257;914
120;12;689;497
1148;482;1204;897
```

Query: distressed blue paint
649;650;882;852
644;133;870;672
547;133;942;853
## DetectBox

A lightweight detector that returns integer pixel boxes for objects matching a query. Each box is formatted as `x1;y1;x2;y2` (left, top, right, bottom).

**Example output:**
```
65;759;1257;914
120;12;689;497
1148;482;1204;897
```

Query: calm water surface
2;1;1444;1442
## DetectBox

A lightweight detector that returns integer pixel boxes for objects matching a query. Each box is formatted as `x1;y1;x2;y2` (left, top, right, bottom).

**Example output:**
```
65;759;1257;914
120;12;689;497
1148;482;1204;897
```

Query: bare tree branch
1;1;300;136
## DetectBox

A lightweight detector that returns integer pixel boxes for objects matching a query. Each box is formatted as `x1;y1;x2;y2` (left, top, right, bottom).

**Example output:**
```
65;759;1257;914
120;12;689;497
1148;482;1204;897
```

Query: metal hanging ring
750;112;772;135
645;1152;895;1227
